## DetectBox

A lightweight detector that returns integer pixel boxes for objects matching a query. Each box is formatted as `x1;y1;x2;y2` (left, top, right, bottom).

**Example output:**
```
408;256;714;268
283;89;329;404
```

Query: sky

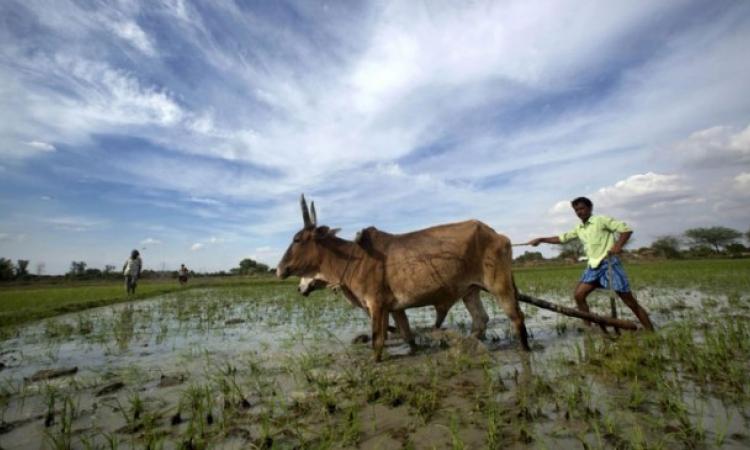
1;0;749;274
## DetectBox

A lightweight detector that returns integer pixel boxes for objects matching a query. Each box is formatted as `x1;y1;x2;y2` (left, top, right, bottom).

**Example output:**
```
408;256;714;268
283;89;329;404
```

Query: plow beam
517;293;639;331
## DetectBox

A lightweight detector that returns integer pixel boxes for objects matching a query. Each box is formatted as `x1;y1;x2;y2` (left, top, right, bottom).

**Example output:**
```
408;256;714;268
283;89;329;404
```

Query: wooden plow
516;293;638;330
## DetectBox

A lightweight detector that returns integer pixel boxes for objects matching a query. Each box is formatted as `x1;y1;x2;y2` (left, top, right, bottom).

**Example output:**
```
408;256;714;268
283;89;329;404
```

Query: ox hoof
351;334;370;344
471;330;487;341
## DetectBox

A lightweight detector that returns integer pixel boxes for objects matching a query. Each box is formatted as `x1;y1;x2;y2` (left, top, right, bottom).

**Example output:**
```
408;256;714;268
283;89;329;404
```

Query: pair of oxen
276;196;529;361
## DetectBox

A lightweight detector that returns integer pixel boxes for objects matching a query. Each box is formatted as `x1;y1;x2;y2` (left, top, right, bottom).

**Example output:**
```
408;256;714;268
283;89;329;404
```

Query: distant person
122;249;142;295
528;196;654;331
179;264;189;286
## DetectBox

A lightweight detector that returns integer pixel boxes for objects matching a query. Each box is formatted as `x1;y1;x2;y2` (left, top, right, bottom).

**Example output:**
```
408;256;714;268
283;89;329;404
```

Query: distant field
513;258;750;294
0;259;747;329
0;276;292;328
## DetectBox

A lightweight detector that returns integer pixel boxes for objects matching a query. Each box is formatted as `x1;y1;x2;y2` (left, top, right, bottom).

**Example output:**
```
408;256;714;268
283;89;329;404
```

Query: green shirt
558;215;632;269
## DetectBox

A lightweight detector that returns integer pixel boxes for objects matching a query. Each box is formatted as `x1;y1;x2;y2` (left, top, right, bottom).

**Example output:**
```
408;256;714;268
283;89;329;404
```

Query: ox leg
462;289;489;340
433;305;449;329
371;305;389;362
392;310;418;353
490;273;530;351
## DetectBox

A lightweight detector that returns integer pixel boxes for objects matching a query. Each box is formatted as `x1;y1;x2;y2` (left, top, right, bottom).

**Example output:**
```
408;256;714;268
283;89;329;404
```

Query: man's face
572;203;592;222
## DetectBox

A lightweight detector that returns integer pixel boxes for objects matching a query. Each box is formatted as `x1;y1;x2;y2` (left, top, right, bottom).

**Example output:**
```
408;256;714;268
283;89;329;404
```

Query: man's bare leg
573;282;599;328
617;291;655;331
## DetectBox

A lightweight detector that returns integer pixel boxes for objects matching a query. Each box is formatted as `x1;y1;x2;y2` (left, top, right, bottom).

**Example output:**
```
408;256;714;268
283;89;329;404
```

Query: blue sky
1;0;749;274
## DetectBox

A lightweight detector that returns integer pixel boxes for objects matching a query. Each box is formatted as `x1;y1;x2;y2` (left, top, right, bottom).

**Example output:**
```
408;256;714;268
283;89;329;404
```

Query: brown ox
277;195;529;361
298;226;491;338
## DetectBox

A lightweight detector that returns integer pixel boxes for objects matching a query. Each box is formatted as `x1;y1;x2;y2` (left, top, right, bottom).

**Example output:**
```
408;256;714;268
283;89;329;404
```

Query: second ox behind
276;195;530;361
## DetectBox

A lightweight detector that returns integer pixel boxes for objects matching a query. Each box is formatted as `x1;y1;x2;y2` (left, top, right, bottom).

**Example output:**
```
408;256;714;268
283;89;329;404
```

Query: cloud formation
1;0;749;272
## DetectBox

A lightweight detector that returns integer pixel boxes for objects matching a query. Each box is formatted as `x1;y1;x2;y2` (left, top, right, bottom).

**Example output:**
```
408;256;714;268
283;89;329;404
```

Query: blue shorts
580;257;631;293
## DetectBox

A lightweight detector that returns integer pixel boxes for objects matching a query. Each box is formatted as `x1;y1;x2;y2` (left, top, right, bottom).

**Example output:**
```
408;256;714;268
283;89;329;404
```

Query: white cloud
190;243;204;251
110;20;156;56
141;237;162;245
1;54;185;160
592;173;690;208
26;141;56;152
549;172;690;219
44;216;106;231
0;233;9;241
40;195;53;201
735;172;750;191
672;124;750;167
188;196;223;206
730;124;750;153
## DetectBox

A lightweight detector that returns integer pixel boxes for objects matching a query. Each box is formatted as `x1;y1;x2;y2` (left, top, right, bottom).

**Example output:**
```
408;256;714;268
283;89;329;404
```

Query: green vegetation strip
1;258;747;330
0;277;293;329
514;258;750;294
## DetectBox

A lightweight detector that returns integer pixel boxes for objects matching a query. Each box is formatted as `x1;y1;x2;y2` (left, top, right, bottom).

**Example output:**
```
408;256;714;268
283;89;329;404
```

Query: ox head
276;195;339;279
298;274;329;296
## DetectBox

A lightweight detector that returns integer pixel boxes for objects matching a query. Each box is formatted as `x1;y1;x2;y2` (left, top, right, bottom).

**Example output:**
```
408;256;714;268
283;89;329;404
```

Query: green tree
515;251;545;264
684;227;741;253
725;243;747;258
68;261;87;277
15;259;29;278
558;239;584;260
0;258;14;280
746;227;750;245
650;235;681;259
237;258;270;275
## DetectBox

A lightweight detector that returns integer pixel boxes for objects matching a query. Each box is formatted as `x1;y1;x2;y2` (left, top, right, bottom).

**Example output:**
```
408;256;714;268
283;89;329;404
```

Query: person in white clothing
123;249;142;295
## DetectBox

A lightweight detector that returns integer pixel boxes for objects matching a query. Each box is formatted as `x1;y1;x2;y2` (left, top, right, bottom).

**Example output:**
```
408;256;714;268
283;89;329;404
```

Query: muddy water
1;286;748;449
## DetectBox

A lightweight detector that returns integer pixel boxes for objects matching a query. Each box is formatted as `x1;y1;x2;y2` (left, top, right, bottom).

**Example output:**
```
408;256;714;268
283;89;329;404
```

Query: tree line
0;257;272;282
515;226;750;263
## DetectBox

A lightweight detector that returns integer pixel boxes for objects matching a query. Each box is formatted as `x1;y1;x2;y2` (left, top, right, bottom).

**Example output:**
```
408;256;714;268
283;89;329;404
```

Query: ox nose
276;266;291;279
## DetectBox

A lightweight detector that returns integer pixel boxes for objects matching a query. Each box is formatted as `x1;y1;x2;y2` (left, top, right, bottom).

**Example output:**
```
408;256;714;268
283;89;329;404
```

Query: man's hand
528;238;543;247
608;246;622;256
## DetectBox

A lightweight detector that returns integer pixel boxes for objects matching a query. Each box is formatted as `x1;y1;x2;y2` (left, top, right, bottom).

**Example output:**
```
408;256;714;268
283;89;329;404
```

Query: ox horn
310;201;317;226
300;194;312;227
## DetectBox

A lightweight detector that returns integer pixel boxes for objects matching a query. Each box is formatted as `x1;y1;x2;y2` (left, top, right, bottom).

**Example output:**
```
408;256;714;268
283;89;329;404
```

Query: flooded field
1;272;749;449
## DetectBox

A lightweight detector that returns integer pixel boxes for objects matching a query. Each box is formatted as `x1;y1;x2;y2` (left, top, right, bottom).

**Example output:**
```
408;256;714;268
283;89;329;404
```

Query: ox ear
314;226;340;239
354;227;370;246
314;225;330;238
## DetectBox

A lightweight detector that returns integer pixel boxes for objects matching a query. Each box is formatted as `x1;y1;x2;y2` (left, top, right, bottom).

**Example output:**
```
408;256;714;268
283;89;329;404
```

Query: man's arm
528;236;562;246
609;231;632;255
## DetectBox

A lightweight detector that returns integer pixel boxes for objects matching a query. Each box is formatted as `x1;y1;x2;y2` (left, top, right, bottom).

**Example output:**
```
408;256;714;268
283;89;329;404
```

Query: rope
332;243;356;290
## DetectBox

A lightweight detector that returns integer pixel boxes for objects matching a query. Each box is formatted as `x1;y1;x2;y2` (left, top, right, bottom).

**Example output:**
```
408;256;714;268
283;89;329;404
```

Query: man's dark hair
131;249;140;258
571;197;593;208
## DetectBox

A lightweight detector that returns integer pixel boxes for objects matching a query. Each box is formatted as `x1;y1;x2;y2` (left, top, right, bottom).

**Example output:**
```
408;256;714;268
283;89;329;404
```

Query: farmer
528;197;654;331
178;264;189;286
122;249;142;295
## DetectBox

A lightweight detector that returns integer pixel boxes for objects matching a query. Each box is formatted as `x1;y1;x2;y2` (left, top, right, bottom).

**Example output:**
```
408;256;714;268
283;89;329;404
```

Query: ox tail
511;273;520;303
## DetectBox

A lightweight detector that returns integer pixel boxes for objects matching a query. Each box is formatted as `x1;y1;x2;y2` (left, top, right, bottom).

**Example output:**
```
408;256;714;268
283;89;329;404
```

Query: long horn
310;201;317;226
300;194;312;227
